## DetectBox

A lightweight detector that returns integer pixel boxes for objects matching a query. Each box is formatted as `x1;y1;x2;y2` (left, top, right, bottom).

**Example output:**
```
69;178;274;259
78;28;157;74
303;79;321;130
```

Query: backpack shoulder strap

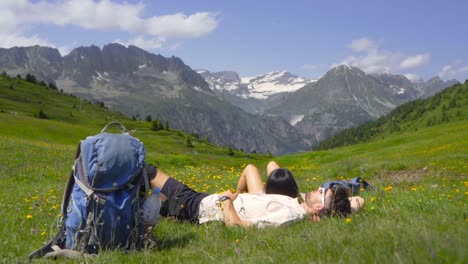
29;142;82;260
61;142;81;218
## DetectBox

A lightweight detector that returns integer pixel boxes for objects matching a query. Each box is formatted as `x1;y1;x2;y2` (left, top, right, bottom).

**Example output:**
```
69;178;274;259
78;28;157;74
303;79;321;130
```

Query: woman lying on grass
149;164;352;228
236;161;366;214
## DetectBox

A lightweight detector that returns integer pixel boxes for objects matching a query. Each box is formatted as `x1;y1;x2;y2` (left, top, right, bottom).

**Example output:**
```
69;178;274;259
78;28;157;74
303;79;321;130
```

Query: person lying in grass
236;161;366;214
148;165;351;228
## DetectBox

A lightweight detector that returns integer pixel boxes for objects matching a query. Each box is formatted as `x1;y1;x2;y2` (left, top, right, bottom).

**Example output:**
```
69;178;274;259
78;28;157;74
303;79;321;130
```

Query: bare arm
219;191;252;228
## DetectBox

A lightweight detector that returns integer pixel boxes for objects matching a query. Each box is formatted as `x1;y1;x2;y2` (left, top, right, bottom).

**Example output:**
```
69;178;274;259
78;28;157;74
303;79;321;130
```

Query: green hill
0;74;466;263
0;74;266;165
316;81;468;150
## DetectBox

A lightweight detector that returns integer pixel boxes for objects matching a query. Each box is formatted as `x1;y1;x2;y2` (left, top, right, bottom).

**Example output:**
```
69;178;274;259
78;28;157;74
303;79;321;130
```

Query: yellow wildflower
345;218;352;224
26;214;33;219
370;197;376;203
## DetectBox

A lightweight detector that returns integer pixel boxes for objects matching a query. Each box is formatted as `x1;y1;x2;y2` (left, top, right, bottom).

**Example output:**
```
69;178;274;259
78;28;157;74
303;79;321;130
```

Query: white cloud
404;73;422;82
337;37;431;76
169;42;183;51
115;36;166;50
348;37;377;53
0;0;219;49
0;33;55;48
400;54;431;69
144;12;220;38
438;60;468;80
56;45;73;56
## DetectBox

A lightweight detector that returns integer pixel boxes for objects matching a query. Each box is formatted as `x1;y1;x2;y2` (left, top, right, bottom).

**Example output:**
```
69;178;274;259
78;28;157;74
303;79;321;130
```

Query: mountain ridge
0;44;459;154
315;81;467;150
0;44;310;154
264;65;458;142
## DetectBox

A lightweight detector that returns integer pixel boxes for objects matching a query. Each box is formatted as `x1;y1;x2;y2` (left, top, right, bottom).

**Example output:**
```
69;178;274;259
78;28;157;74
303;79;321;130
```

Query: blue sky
1;0;467;81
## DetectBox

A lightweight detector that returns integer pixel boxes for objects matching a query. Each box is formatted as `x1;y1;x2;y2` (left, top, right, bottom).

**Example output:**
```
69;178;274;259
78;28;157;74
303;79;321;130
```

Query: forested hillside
316;81;468;150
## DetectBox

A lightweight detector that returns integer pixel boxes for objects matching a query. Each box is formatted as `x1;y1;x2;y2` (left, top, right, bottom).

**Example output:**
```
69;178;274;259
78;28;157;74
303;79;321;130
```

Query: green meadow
0;76;467;263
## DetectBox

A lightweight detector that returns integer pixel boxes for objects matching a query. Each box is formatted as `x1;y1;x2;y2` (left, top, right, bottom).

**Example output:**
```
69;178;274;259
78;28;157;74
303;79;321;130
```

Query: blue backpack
321;177;373;195
30;122;152;259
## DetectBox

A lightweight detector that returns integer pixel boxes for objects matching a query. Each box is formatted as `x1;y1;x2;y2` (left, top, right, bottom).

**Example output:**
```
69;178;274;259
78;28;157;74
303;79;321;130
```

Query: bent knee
349;196;365;214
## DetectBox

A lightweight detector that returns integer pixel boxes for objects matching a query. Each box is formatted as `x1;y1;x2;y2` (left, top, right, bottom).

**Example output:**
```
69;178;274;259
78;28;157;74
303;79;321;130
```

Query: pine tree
164;120;170;130
26;73;37;84
37;109;48;119
48;82;57;90
227;147;234;156
156;120;163;130
185;136;194;148
151;120;162;131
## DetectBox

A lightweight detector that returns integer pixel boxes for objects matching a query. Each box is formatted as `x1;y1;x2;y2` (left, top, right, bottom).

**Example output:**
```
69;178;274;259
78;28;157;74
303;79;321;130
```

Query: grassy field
0;77;467;263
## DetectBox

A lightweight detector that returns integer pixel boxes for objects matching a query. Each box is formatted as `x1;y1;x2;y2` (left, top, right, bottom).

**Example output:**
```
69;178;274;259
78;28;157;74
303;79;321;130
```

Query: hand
310;214;322;222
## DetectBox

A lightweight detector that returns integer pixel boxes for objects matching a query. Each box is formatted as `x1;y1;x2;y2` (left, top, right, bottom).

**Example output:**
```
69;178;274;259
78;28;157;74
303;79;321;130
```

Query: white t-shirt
198;193;306;228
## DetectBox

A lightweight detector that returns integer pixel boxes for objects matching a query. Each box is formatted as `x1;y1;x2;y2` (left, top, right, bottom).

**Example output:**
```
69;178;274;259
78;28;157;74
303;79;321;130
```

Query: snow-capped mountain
197;70;316;100
0;44;312;155
242;71;316;99
197;70;316;115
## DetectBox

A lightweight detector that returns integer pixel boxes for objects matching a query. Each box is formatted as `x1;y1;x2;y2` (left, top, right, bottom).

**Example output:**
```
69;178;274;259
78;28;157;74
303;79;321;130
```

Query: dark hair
265;168;300;198
320;185;351;217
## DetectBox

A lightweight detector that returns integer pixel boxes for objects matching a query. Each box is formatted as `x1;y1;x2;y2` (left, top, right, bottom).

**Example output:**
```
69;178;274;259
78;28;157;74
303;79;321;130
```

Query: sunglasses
321;188;328;207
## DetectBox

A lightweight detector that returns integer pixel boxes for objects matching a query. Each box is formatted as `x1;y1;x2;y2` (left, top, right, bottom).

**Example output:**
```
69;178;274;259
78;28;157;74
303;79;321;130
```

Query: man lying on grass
149;165;351;228
236;161;366;214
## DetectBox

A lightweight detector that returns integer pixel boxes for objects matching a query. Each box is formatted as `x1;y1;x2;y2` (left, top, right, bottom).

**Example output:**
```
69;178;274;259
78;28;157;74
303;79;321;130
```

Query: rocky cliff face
0;46;62;82
414;77;459;98
265;65;422;142
0;45;458;153
0;44;309;154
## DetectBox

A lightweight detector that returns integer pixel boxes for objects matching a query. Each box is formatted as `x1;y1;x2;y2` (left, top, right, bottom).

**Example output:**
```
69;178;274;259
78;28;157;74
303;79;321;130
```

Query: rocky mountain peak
325;64;366;77
0;45;62;82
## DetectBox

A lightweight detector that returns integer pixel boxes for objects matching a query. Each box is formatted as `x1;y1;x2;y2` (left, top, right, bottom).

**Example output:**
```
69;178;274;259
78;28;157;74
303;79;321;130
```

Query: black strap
60;142;81;217
29;142;82;260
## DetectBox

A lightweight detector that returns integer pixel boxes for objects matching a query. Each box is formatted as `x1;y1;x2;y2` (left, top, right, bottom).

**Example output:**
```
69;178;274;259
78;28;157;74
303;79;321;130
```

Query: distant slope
265;66;421;142
0;44;310;155
0;73;269;161
316;81;468;150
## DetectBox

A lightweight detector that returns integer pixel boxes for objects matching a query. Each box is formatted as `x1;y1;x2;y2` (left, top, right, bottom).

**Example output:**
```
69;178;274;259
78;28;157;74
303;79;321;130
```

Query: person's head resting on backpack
303;185;351;218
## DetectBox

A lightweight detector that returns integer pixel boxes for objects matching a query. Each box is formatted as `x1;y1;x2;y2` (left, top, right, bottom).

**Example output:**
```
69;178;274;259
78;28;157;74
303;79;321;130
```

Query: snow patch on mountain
290;115;305;126
94;71;110;82
242;71;316;99
198;70;316;100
